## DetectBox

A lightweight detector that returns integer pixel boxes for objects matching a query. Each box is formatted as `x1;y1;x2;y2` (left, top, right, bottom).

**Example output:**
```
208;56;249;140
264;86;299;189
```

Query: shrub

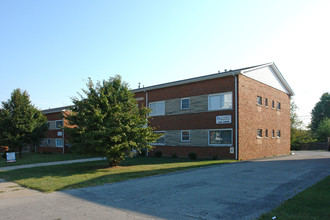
188;152;197;160
154;151;162;158
212;155;218;160
139;149;147;157
172;154;177;158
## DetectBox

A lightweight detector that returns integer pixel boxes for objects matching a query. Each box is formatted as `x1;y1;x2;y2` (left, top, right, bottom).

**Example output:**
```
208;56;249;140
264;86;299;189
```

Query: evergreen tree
0;89;48;157
310;92;330;132
65;75;159;167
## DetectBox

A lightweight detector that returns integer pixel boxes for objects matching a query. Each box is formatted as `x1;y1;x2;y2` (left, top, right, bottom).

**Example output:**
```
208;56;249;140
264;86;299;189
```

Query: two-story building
38;106;71;153
133;62;294;160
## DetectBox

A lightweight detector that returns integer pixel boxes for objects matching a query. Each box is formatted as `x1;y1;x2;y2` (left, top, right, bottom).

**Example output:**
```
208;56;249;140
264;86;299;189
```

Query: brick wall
238;75;291;160
135;76;237;159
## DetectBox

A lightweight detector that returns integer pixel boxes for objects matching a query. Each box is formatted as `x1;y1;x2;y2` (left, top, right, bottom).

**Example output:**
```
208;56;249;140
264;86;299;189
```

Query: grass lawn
0;157;234;193
0;153;96;167
259;175;330;220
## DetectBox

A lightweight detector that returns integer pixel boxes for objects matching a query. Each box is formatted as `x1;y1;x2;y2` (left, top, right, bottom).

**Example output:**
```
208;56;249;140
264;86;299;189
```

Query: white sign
6;152;16;163
216;115;232;124
230;147;234;154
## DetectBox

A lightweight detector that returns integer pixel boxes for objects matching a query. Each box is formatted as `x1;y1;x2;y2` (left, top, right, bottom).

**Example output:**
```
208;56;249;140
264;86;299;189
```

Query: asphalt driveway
1;151;329;220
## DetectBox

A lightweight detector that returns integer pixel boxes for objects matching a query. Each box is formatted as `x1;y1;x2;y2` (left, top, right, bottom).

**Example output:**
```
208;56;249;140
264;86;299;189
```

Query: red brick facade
237;75;291;159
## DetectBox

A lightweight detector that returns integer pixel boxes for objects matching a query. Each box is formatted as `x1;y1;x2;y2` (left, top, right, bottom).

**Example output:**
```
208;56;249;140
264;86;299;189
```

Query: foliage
314;118;330;142
310;92;330;132
291;129;315;150
154;151;162;157
0;89;47;157
65;75;160;167
290;100;303;130
290;100;313;148
188;152;197;160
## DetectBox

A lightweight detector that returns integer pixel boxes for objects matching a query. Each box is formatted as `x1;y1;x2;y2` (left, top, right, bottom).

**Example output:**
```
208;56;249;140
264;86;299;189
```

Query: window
56;138;63;147
181;130;190;142
277;102;281;110
277;130;281;138
181;98;190;110
208;129;232;146
47;139;51;146
272;101;275;109
257;96;262;105
257;129;262;138
152;132;165;145
149;101;165;116
272;130;275;138
46;121;50;129
55;120;63;129
208;92;232;111
265;98;268;107
265;129;268;138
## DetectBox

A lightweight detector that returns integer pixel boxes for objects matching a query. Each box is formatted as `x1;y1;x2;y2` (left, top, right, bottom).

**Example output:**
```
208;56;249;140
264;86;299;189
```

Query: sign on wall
216;115;232;124
6;152;16;163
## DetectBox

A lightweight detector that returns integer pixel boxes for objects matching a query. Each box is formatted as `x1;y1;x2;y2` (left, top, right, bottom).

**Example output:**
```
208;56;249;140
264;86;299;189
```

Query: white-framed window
277;130;281;138
181;130;190;142
208;129;232;146
272;130;275;138
265;129;268;138
181;98;190;110
257;129;262;138
265;98;268;107
55;138;63;147
277;102;281;110
149;101;165;116
46;121;50;129
47;139;51;146
55;120;63;129
272;100;275;109
208;92;232;111
152;131;165;145
257;96;262;105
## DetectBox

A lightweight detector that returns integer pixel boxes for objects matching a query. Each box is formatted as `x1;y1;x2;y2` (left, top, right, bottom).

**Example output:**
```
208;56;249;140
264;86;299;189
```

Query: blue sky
1;0;329;126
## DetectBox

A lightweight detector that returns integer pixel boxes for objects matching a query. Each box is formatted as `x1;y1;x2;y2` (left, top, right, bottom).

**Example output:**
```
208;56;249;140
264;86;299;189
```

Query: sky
1;0;329;127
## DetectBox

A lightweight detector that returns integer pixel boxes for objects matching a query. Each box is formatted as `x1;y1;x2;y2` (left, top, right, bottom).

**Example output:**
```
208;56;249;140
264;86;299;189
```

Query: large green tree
65;75;159;167
310;92;330;132
314;118;330;142
0;89;48;158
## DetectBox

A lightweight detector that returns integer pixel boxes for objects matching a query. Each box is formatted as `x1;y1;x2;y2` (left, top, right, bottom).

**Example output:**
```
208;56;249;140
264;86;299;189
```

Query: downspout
144;89;149;156
232;73;238;160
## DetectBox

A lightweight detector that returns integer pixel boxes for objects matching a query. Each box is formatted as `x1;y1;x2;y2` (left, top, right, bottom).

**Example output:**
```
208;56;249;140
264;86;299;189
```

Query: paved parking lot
1;151;329;220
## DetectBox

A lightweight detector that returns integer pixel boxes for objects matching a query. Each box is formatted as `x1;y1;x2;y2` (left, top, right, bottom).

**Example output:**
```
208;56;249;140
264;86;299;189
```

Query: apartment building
38;106;71;153
133;63;294;160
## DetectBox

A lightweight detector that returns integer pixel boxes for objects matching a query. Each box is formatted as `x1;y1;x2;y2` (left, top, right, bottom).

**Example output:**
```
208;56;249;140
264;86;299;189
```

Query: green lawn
0;153;96;167
0;157;234;193
259;175;330;220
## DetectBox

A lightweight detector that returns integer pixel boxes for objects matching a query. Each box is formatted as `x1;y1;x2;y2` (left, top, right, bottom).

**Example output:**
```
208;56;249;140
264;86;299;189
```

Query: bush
172;153;177;158
188;152;197;160
139;149;147;157
212;155;218;160
154;151;162;158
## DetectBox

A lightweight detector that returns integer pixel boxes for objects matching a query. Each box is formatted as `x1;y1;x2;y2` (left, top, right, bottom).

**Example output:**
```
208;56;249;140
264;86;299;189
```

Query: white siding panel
243;66;289;93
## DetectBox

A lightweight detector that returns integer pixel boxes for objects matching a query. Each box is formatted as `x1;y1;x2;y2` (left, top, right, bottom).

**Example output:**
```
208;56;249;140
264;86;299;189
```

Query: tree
290;100;313;149
291;100;303;130
314;118;330;142
65;75;160;167
310;92;330;132
0;89;48;158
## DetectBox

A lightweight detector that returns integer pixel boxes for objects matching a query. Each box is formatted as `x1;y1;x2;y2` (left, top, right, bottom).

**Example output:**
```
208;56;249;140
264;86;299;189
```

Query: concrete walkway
0;157;105;171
